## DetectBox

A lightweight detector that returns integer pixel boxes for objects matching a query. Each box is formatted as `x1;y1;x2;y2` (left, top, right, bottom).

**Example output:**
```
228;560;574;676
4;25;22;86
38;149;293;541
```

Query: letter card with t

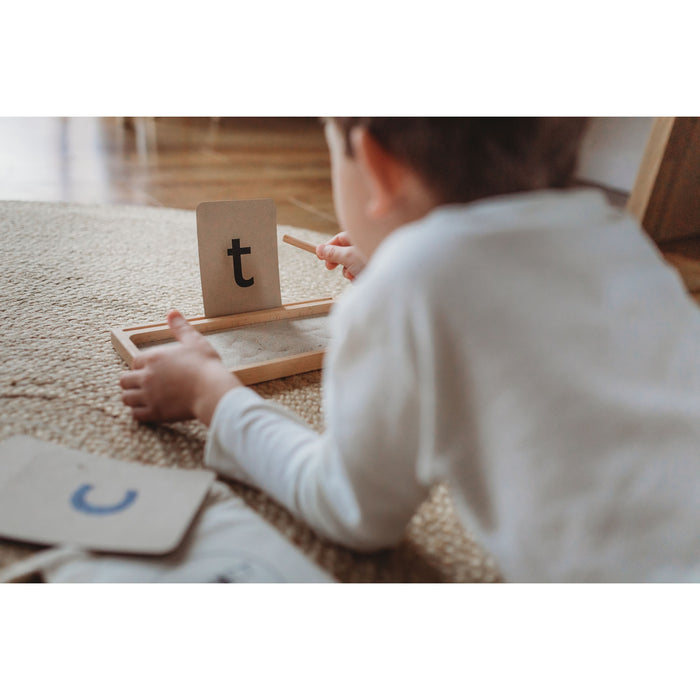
196;199;282;318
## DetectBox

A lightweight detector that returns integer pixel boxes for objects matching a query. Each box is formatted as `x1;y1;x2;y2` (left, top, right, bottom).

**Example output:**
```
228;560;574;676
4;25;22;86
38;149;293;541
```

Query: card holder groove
110;298;334;385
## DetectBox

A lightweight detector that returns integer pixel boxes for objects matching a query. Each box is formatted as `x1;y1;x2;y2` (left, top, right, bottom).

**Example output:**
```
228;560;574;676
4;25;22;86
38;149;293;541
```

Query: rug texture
0;200;501;582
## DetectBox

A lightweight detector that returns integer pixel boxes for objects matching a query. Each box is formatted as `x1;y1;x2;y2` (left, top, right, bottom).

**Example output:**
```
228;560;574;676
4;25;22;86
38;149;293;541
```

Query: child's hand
119;310;242;426
316;232;367;282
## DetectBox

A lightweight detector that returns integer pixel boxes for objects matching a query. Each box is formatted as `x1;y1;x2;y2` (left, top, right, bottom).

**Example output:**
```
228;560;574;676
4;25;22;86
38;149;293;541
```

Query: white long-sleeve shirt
205;189;700;581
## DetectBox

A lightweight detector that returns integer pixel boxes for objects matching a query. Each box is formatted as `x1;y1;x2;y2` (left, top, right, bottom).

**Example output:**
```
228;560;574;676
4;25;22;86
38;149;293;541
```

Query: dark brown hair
332;117;588;205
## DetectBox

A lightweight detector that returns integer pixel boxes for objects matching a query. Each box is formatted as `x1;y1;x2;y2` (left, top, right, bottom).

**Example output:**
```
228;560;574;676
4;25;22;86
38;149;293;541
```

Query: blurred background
0;117;339;235
0;116;653;234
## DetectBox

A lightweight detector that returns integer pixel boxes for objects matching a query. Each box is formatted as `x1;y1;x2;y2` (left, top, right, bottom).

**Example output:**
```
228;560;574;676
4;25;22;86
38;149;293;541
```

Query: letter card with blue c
0;436;214;555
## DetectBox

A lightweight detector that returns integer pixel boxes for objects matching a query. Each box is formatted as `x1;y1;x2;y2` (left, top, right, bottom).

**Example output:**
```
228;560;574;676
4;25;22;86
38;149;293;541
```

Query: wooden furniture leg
627;117;700;302
627;117;700;244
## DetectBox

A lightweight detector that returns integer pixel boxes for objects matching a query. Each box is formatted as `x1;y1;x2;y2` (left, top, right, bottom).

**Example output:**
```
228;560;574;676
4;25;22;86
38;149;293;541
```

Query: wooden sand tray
111;298;333;385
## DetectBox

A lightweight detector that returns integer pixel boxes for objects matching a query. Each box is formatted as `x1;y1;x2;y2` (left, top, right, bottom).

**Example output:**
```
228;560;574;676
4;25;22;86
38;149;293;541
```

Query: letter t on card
196;199;282;317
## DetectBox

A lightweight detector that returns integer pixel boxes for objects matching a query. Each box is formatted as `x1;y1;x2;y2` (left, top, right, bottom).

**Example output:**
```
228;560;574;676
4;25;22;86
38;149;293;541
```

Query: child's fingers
119;369;145;389
167;309;199;343
131;406;157;423
326;231;351;247
316;244;339;269
121;389;146;407
316;232;351;264
318;244;355;268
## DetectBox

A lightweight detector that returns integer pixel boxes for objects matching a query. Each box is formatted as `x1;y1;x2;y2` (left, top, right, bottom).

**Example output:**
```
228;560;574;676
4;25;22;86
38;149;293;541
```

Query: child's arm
204;291;431;551
121;302;429;552
316;232;367;282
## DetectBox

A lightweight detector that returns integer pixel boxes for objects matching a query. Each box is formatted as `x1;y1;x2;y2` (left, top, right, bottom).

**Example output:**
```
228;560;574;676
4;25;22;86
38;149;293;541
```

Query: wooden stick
283;233;318;255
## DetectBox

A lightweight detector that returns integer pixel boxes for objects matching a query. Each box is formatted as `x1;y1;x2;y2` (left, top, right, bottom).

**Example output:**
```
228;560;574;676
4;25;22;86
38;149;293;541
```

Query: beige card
0;436;214;555
196;199;281;318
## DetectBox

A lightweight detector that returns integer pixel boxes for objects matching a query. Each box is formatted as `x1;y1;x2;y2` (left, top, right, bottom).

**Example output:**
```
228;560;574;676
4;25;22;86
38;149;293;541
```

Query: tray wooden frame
111;298;333;385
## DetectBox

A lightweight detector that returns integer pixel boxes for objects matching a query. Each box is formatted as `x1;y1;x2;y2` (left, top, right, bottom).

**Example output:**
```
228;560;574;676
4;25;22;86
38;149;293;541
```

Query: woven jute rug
0;200;501;582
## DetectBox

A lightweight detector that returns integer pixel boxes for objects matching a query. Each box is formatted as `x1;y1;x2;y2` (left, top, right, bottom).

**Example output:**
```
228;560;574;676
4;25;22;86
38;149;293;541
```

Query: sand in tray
140;314;331;368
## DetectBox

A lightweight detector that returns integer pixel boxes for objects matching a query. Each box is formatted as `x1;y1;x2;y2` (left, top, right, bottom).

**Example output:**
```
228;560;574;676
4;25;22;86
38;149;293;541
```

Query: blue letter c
70;483;138;515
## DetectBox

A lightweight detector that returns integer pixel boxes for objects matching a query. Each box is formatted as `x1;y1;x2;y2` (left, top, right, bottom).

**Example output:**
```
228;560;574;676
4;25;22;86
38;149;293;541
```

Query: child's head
332;117;588;204
324;117;588;257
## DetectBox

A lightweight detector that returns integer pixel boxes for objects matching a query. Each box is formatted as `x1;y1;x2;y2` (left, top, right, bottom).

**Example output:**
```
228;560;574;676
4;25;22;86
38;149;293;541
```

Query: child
120;118;700;582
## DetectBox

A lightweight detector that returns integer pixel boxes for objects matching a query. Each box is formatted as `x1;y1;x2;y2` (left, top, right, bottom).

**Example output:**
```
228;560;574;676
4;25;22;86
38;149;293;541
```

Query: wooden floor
0;117;340;235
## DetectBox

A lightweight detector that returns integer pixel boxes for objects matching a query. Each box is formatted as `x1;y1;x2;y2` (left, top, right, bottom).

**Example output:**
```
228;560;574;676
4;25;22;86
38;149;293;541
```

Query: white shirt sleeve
204;287;431;551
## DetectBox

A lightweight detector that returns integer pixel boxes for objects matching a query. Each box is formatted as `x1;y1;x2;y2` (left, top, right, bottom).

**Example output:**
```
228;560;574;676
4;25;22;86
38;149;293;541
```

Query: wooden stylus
282;233;318;255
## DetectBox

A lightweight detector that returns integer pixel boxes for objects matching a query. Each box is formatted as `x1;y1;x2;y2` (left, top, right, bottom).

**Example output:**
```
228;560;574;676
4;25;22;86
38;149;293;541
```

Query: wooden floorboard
0;116;339;235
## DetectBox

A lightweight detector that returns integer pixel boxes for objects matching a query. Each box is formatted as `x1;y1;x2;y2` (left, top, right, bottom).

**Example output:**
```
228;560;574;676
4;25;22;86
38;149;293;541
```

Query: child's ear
351;128;405;219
